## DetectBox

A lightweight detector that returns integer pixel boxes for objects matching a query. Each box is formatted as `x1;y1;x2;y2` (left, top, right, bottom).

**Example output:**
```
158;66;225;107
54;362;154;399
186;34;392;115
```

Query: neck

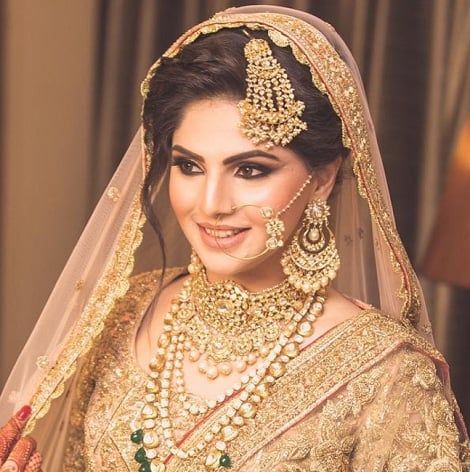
195;254;287;293
204;268;286;292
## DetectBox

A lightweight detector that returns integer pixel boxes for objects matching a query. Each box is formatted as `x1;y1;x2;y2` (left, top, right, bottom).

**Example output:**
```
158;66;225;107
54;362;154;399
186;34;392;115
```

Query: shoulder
301;307;449;392
343;310;454;403
112;267;187;312
331;311;453;411
343;307;445;364
287;308;449;409
313;289;439;363
92;267;187;357
103;267;187;332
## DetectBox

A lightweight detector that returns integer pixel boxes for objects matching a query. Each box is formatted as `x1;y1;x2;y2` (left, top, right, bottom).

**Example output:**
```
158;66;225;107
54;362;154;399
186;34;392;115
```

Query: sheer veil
0;4;438;464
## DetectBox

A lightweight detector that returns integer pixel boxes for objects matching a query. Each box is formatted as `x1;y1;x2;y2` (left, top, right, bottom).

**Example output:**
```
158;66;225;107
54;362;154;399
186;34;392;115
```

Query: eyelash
171;158;203;175
235;163;271;179
171;158;272;179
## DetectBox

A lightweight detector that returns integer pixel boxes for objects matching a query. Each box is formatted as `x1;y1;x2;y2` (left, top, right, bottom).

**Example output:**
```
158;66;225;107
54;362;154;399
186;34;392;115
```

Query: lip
197;223;249;250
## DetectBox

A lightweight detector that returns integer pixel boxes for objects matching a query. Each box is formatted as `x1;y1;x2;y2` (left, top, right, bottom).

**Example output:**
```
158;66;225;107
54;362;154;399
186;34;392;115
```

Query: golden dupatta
0;6;465;469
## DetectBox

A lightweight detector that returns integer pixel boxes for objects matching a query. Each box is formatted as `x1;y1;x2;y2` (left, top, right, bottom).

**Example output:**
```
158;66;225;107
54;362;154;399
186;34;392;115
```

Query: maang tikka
238;38;307;149
281;200;340;293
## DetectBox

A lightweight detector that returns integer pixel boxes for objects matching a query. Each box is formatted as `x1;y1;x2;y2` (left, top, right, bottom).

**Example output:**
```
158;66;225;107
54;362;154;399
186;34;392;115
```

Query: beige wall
0;0;97;386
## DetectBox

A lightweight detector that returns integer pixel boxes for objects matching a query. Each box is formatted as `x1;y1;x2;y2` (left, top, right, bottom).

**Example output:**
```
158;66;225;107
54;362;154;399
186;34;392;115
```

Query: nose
199;172;234;218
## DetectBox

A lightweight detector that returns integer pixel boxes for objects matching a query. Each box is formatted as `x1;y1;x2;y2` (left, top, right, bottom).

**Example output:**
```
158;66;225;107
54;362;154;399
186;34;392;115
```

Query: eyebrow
171;145;281;165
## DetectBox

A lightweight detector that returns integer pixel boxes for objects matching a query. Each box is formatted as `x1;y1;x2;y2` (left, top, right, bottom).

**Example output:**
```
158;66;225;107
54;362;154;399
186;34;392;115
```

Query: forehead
173;99;248;149
172;98;304;165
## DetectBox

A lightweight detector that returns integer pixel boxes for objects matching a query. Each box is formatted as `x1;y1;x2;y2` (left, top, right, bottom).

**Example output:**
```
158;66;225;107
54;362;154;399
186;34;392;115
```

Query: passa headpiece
238;38;307;149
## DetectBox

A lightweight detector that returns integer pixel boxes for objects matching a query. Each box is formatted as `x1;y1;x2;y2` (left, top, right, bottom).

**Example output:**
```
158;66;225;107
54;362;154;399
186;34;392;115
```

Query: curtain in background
1;0;469;423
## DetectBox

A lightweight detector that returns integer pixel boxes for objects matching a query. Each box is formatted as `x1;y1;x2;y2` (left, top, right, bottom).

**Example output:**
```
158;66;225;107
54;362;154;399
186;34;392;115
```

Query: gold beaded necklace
182;254;307;380
131;259;327;471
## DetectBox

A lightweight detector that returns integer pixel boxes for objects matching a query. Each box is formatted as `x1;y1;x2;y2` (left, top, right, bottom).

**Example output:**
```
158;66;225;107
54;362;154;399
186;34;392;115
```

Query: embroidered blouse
63;271;470;471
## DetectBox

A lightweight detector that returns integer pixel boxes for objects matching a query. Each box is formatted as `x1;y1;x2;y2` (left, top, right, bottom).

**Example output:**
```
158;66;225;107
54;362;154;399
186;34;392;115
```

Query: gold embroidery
243;350;464;472
63;270;192;470
106;186;121;202
26;192;146;435
62;274;467;471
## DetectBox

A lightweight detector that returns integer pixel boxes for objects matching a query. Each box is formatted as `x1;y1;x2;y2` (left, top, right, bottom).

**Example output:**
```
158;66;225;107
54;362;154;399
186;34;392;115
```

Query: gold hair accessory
281;200;340;293
238;38;307;149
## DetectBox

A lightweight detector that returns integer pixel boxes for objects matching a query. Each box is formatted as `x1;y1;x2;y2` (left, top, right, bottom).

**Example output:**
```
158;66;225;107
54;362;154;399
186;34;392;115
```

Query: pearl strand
132;281;327;471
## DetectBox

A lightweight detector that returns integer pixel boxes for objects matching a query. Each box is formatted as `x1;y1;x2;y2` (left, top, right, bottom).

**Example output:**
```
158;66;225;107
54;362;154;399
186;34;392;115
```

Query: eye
235;163;270;179
171;158;203;175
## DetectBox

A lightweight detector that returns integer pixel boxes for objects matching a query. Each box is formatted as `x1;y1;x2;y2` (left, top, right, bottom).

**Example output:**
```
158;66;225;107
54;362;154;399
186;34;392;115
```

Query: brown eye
171;158;203;175
235;164;270;179
182;161;195;173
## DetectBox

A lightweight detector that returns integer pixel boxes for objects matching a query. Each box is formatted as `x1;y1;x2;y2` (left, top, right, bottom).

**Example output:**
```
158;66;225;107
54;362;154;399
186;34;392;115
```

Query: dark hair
141;28;349;269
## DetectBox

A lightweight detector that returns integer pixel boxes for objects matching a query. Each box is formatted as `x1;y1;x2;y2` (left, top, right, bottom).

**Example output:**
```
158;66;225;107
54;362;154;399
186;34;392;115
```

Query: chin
197;252;249;280
194;245;284;286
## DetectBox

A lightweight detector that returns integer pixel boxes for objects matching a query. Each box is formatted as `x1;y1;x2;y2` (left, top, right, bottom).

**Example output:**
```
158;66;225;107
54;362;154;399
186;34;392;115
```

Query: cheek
279;191;310;236
168;173;188;220
241;182;297;211
284;205;306;234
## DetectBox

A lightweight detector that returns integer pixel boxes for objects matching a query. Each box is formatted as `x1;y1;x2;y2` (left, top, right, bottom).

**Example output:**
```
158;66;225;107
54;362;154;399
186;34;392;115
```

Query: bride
0;5;468;471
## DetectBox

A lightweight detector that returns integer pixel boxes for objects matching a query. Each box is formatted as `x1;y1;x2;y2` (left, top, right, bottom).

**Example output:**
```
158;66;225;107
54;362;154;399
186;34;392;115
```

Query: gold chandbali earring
281;200;340;294
238;38;307;149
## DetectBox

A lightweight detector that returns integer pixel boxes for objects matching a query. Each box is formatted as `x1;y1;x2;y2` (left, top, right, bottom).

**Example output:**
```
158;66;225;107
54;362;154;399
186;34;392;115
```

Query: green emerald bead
134;447;147;464
219;454;232;468
131;429;144;444
138;462;151;472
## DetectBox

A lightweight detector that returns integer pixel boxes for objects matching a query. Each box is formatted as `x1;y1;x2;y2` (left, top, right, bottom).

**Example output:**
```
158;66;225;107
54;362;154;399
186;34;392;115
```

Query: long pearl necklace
131;265;327;471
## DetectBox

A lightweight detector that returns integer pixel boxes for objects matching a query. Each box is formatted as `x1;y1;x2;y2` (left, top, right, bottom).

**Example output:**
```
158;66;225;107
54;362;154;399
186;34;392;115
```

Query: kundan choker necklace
131;253;329;471
182;253;307;380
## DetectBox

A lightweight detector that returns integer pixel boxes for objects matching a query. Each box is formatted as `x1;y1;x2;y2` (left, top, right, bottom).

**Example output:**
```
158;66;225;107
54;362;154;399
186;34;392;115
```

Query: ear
307;156;343;201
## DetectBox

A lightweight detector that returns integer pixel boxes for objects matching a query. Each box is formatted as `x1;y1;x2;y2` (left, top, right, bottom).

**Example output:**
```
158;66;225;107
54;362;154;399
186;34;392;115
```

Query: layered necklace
131;254;328;471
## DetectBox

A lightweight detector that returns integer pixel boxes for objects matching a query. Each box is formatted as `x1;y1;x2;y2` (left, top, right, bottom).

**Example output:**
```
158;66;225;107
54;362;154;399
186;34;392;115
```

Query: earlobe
308;156;343;201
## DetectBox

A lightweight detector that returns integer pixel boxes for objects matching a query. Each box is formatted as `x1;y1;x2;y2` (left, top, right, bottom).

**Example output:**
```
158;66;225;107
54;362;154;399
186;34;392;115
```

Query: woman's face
169;98;329;289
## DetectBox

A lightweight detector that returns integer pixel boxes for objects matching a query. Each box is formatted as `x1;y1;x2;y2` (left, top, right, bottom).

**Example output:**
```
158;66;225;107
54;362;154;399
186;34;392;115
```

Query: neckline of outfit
155;306;378;469
129;267;369;470
129;268;369;398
